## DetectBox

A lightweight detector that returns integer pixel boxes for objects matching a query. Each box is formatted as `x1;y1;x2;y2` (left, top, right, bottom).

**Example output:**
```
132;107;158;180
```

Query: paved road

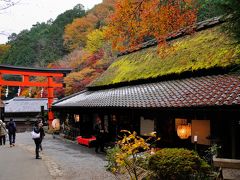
0;144;51;180
0;132;116;180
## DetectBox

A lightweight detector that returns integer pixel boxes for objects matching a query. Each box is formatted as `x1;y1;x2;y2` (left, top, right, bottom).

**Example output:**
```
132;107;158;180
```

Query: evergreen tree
1;4;86;67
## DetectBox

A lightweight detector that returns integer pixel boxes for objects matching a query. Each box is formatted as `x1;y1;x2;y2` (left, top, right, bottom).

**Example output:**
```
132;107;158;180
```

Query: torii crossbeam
0;65;71;127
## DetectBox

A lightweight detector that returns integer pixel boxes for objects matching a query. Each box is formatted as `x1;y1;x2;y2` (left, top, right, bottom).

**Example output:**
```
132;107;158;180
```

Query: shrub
106;145;121;173
106;130;160;180
148;148;211;180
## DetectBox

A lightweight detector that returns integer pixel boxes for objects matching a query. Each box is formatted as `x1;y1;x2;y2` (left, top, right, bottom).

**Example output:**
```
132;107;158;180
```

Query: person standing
0;120;7;146
94;117;105;153
6;118;16;147
33;121;42;159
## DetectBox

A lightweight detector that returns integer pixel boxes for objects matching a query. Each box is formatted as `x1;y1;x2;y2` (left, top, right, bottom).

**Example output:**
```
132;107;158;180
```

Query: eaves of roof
53;74;240;109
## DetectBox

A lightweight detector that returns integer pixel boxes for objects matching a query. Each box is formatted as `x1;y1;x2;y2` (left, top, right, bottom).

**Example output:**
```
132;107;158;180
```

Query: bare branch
0;0;21;11
0;31;9;36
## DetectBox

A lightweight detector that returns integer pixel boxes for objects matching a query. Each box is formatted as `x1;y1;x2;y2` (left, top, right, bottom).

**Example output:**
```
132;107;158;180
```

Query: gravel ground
16;132;116;180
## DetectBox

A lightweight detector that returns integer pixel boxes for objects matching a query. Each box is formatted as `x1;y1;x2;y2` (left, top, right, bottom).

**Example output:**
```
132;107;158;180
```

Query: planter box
77;136;96;147
213;156;240;180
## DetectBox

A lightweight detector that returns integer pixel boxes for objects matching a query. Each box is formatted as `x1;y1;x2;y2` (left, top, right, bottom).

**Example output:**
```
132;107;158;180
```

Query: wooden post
48;76;54;129
0;72;4;120
231;119;236;159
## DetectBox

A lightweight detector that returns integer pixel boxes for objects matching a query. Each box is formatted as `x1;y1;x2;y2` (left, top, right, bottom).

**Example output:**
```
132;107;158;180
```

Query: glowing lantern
177;124;191;139
52;118;60;130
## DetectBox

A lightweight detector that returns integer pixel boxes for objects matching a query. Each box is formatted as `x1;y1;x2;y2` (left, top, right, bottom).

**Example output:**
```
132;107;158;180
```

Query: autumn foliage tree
86;29;105;53
0;44;10;62
106;0;197;51
63;1;115;51
63;49;106;95
63;14;98;51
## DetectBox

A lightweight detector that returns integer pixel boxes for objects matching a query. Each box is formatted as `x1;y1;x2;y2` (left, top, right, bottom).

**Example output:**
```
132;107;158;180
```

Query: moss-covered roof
90;25;240;88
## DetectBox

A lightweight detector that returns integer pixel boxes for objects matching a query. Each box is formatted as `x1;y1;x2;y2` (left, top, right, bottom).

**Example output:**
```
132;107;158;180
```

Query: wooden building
53;17;240;159
4;97;48;132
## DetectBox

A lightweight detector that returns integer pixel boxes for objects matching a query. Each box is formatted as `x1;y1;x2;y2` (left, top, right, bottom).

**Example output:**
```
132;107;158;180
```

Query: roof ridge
88;65;235;90
53;89;88;105
13;97;48;99
11;97;56;101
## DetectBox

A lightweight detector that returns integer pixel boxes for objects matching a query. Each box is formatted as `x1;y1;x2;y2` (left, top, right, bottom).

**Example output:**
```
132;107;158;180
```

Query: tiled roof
4;97;49;113
53;74;240;109
0;64;72;74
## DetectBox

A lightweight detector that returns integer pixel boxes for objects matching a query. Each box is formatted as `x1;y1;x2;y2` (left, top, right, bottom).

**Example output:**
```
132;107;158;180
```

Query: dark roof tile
4;97;54;113
54;74;240;109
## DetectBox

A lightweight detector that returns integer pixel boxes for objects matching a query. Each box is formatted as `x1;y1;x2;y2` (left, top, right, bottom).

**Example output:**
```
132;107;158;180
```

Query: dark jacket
95;123;104;139
39;127;45;139
33;126;41;140
33;126;40;134
7;121;16;134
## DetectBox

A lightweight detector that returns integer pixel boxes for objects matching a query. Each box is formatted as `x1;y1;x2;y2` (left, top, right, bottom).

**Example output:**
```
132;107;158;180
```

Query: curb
51;133;78;145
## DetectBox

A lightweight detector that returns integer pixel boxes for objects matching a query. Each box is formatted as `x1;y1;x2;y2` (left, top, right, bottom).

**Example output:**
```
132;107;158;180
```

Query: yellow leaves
86;29;105;53
117;130;150;156
0;44;10;59
149;131;157;137
120;129;131;134
109;130;160;179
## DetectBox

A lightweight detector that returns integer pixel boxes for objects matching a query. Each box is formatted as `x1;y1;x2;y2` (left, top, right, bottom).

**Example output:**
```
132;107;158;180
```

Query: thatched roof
90;19;240;88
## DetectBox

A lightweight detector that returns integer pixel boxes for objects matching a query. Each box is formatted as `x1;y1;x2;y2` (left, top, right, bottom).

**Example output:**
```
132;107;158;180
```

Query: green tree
198;0;240;41
213;0;240;41
197;0;223;21
1;4;86;67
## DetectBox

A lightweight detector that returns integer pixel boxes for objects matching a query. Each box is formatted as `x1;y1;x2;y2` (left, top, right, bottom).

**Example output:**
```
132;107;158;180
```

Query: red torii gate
0;65;71;127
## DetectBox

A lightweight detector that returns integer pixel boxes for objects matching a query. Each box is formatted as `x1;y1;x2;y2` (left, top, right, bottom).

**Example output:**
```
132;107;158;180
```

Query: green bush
148;148;211;180
105;146;121;173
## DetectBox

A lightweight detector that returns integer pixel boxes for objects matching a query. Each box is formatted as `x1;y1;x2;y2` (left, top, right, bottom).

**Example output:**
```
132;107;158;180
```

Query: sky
0;0;102;44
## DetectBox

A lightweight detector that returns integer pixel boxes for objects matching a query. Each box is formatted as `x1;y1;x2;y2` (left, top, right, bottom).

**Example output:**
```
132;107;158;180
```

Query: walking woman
0;120;7;146
33;121;42;159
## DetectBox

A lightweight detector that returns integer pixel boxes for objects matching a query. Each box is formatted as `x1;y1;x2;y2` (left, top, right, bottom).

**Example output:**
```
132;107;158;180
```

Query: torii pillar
0;65;71;128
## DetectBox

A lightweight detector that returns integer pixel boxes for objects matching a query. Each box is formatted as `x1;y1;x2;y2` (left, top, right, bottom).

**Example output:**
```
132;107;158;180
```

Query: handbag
31;130;40;139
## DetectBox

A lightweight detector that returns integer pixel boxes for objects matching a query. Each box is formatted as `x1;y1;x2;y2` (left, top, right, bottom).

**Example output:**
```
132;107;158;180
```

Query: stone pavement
0;132;116;180
0;144;51;180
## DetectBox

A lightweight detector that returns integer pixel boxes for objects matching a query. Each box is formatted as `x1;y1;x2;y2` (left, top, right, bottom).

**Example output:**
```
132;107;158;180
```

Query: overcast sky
0;0;102;44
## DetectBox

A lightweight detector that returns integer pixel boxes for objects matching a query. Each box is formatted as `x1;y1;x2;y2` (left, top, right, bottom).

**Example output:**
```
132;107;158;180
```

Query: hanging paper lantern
29;87;32;97
177;124;191;139
17;86;21;96
40;88;44;98
5;86;9;97
52;118;60;130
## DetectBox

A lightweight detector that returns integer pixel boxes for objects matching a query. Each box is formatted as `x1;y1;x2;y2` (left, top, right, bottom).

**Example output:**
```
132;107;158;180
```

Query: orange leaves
64;14;98;51
106;0;197;51
63;2;115;52
64;67;101;95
